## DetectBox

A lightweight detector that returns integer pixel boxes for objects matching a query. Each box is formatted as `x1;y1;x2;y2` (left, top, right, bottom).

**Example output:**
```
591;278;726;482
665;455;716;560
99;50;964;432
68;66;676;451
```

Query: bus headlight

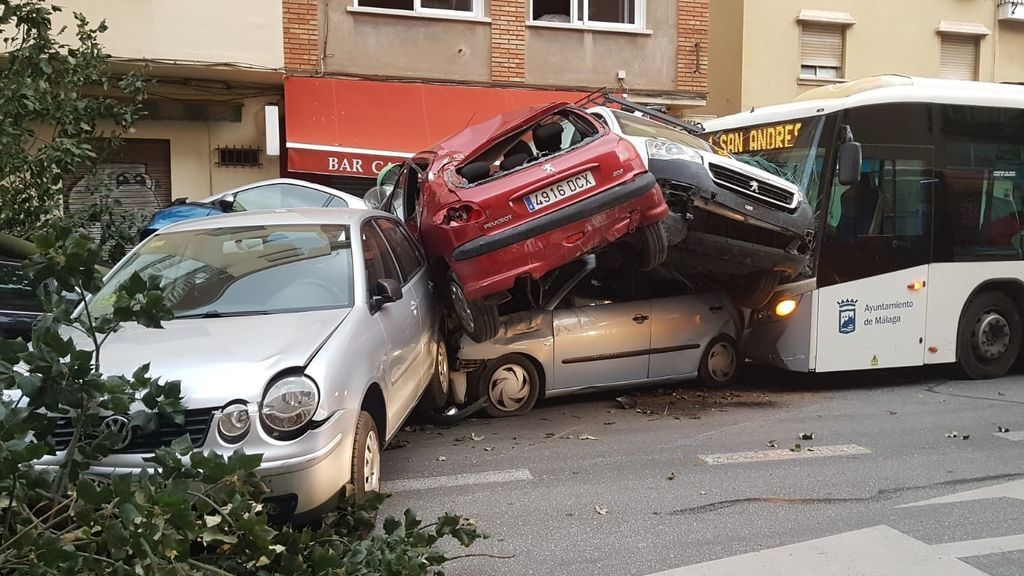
775;298;798;318
261;375;319;436
646;139;704;164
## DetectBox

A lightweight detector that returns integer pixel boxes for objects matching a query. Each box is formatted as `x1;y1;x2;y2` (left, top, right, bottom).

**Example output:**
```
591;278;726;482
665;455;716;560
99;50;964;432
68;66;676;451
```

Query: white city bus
703;75;1024;379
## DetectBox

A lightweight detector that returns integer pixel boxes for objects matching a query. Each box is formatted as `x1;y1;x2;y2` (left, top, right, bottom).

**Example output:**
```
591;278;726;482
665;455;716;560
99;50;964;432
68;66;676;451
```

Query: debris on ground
436;456;447;462
615;396;638;409
613;387;774;417
384;438;410;451
945;431;961;438
766;440;778;448
998;426;1011;433
483;446;495;452
666;472;676;481
544;432;556;438
699;491;707;495
962;434;970;440
888;410;899;415
471;433;485;441
404;424;434;433
798;432;814;440
791;444;803;452
594;505;608;515
578;434;599;440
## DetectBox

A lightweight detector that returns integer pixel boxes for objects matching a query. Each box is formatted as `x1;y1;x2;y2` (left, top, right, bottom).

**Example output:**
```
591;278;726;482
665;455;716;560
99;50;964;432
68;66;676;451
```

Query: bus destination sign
711;122;803;155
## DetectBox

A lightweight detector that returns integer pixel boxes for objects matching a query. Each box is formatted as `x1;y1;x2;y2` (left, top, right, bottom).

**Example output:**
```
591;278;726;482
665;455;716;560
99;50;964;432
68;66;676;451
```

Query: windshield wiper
174;309;271;319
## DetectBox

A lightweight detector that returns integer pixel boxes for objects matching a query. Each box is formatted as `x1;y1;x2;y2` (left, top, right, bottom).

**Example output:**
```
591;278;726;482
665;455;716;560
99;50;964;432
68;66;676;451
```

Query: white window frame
528;0;647;32
352;0;484;19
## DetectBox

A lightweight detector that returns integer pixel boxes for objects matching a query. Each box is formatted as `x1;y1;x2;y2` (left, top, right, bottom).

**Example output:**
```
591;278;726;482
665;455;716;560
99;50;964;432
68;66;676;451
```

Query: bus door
814;142;935;372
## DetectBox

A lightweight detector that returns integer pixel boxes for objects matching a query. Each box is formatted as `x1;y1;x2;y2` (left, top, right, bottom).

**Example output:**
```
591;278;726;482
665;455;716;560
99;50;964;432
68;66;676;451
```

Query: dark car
0;258;42;341
382;102;669;343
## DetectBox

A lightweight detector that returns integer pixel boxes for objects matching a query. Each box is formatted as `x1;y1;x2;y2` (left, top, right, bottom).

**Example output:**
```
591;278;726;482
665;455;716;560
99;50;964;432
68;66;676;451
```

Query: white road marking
900;479;1024;508
699;444;871;465
995;430;1024;441
932;534;1024;558
381;468;533;493
645;525;988;576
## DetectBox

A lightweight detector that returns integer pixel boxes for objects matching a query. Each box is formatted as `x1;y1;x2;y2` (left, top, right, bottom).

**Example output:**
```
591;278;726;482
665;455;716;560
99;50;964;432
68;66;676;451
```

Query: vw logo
542;163;556;174
101;415;133;450
749;180;759;193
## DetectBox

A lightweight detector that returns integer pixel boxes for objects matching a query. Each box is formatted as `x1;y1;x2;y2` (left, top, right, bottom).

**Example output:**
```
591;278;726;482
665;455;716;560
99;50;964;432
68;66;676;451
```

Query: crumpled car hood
70;309;349;407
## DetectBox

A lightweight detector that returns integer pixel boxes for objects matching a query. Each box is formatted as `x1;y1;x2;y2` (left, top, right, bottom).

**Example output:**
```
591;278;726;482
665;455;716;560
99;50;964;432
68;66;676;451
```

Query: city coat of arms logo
838;299;857;334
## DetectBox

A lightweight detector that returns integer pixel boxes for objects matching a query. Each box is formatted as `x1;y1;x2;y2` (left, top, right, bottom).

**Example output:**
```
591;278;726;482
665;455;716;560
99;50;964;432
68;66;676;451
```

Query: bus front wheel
956;291;1022;380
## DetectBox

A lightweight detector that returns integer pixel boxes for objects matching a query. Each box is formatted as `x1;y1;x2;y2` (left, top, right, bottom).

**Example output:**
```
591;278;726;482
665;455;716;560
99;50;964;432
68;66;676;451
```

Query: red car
382;102;668;342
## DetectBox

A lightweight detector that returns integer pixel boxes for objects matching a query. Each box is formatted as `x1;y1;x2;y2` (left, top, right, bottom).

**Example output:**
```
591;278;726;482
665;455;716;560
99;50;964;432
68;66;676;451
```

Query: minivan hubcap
708;342;737;382
488;364;531;412
975;311;1010;359
363;430;380;492
450;282;475;333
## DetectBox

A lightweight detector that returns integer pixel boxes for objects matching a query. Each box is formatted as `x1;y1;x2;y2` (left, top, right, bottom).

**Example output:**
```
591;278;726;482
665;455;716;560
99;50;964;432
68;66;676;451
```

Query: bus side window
937;105;1024;261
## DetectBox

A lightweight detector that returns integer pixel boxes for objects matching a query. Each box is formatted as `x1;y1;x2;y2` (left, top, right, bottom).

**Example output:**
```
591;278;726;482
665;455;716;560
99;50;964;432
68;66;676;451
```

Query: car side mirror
837;141;862;186
216;193;236;212
370;278;402;312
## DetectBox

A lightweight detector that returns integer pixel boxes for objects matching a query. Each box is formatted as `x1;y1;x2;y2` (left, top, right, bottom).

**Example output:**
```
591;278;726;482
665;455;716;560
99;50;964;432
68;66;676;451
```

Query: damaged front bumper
649;158;815;278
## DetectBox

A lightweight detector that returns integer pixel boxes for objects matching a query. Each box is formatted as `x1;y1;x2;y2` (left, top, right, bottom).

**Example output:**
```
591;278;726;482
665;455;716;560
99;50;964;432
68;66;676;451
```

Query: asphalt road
380;366;1024;576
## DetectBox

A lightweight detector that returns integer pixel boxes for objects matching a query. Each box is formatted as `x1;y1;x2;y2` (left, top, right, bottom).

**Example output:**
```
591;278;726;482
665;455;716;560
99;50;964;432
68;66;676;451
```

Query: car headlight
217;403;251;444
646;138;704;163
261;375;320;434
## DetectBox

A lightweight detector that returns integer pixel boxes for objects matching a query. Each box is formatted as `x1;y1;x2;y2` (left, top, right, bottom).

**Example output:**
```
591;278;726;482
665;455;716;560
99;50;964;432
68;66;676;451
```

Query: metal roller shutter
940;35;978;81
64;138;172;216
801;24;844;68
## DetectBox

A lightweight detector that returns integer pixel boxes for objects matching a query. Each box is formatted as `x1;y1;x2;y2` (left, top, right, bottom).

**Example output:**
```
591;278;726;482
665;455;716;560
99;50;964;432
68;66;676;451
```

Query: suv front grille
708;163;797;210
51;408;215;454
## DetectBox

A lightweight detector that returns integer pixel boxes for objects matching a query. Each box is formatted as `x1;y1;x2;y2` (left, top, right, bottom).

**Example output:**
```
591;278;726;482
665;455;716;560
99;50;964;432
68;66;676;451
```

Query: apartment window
530;0;644;29
355;0;479;15
800;24;844;80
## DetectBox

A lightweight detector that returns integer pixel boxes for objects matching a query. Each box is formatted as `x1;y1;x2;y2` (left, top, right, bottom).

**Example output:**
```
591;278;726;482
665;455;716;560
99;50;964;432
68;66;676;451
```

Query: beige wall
525;1;678;90
710;0;1024;114
705;0;744;116
995;20;1024;83
324;3;491;82
126;95;281;201
54;0;285;69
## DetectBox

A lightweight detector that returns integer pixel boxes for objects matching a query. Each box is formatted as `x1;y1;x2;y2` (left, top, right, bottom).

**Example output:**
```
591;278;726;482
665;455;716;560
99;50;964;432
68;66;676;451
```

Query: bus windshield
707;116;827;205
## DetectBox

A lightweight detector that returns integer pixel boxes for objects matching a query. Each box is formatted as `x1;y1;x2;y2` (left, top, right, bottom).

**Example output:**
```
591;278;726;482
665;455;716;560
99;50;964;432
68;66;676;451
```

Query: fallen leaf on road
471;433;485;441
946;431;960;438
594;505;608;515
798;432;814;440
578;434;599;440
544;432;556;438
998;426;1011;433
667;472;676;481
791;444;803;452
766;440;778;448
436;456;447;462
483;446;495;452
603;421;616;426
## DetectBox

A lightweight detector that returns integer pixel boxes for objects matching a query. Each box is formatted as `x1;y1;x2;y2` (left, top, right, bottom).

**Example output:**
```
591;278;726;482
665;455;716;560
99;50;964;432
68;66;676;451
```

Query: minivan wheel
420;335;451;409
478;354;541;417
957;291;1021;380
351;411;380;495
698;336;741;387
449;277;498;343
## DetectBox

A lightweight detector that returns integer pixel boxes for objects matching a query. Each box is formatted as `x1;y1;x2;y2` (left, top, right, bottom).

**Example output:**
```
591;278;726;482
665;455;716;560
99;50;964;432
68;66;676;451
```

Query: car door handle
632;314;649;324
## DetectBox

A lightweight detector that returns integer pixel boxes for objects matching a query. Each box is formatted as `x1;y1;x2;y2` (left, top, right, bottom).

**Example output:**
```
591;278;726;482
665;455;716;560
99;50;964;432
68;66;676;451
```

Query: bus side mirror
838;141;862;186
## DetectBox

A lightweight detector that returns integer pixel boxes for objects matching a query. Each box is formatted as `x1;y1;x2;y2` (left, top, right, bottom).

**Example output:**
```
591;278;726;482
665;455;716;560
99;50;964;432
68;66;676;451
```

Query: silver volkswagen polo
39;208;448;519
454;256;743;417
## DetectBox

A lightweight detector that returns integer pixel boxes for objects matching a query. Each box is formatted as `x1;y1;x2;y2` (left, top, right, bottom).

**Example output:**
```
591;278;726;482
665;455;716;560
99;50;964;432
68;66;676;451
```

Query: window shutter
801;24;843;68
940;35;978;81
